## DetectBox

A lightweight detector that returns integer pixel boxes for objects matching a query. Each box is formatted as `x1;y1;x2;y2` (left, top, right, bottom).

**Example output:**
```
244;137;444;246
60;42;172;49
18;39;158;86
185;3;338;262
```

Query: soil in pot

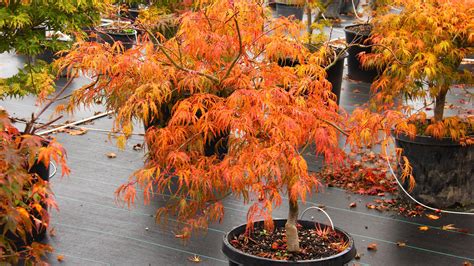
223;219;356;265
344;24;379;83
395;132;474;209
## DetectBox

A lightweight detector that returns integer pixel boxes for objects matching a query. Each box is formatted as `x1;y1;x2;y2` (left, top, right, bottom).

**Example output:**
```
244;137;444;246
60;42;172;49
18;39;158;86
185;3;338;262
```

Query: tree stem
434;86;448;121
285;199;299;252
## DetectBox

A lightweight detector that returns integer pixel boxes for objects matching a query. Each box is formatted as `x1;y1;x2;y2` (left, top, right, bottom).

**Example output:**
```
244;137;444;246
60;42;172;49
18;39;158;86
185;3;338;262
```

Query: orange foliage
58;0;382;240
0;109;68;263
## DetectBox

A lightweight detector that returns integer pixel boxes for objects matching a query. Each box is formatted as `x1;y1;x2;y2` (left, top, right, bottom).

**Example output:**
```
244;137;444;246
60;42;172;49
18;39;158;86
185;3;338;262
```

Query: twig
136;22;220;84
221;17;243;82
37;111;113;135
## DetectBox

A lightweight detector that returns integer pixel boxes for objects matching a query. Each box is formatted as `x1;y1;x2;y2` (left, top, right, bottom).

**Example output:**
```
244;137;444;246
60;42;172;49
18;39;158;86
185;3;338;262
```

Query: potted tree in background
274;0;306;20
361;0;474;208
342;0;393;83
0;109;69;264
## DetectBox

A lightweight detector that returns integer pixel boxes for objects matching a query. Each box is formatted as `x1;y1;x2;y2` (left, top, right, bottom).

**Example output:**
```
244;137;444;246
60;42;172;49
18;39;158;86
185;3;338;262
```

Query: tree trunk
434;87;448;122
285;199;300;252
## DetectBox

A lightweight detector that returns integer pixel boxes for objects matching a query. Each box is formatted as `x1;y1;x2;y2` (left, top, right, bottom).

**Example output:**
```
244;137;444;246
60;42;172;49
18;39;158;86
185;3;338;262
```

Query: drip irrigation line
49;162;57;179
385;153;474;215
300;206;335;230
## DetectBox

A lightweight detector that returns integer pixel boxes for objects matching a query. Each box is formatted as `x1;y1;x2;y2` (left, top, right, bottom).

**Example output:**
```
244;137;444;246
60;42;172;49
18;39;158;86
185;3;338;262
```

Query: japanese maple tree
361;0;474;139
0;109;69;264
58;0;380;254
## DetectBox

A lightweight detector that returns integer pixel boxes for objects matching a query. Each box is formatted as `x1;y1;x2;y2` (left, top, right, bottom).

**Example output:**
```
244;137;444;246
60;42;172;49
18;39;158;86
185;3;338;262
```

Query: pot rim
392;130;473;147
222;219;356;264
343;23;373;37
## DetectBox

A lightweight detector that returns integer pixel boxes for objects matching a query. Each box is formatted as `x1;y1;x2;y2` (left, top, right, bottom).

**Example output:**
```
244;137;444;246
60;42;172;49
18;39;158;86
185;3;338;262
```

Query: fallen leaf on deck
463;261;472;266
67;128;87;136
49;227;56;237
133;143;143;151
353;89;361;93
396;241;406;247
354;253;362;260
367;243;377;251
442;224;457;231
349;202;357;208
188;255;201;263
418;226;429;231
426;214;440;220
57;255;65;262
106;152;117;158
366;203;376;209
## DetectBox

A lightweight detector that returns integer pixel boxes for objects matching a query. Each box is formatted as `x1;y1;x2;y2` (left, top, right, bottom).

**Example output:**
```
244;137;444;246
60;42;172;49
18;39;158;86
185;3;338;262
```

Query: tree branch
221;17;243;82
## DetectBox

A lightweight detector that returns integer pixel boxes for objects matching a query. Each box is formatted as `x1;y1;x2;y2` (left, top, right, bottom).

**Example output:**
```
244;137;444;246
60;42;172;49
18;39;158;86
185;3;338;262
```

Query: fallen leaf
57;255;65;262
366;203;376;209
349;202;357;208
463;261;472;266
354;253;362;260
106;152;117;159
188;255;201;263
418;226;429;231
426;214;440;220
367;243;377;251
396;241;406;247
49;227;56;237
442;224;457;231
271;242;279;250
67;128;87;136
353;89;361;93
133;143;143;151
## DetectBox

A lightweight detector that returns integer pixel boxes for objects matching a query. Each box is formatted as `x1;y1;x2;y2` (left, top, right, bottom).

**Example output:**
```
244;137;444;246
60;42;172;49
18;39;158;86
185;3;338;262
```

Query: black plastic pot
322;0;342;18
277;50;346;104
344;24;378;83
275;3;304;20
394;133;474;209
98;29;137;50
222;219;356;266
339;0;359;15
325;52;347;105
4;159;50;249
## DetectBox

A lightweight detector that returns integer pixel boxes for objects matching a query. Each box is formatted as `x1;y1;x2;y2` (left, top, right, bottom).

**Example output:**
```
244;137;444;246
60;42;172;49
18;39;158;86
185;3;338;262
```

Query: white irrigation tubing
36;111;113;136
300;206;335;230
385;150;474;215
49;162;57;179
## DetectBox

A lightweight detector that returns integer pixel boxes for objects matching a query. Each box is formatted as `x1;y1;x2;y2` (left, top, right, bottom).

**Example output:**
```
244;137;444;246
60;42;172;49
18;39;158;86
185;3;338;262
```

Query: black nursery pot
394;133;474;209
4;156;51;248
344;24;379;83
98;29;137;50
277;51;346;104
325;52;347;105
222;219;356;266
275;3;304;20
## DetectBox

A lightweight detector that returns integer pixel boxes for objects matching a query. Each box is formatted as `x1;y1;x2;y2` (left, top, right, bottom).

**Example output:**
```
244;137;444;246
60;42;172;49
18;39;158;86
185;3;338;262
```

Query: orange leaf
367;243;377;251
426;214;440;220
418;226;429;231
57;255;65;262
